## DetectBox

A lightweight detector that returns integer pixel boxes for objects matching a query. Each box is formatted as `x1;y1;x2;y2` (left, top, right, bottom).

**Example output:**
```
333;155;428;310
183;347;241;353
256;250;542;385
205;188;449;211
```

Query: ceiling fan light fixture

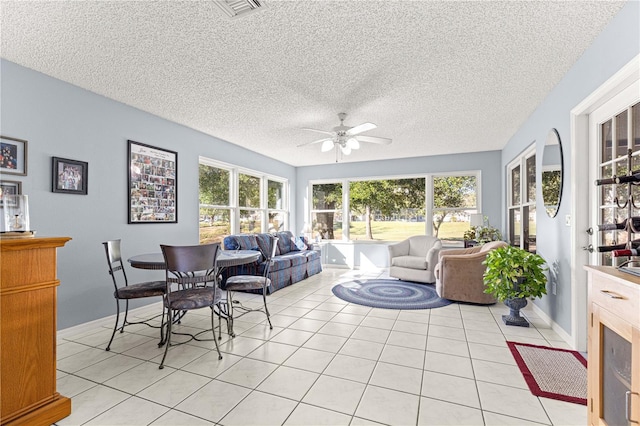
346;138;360;150
321;139;334;152
340;145;352;155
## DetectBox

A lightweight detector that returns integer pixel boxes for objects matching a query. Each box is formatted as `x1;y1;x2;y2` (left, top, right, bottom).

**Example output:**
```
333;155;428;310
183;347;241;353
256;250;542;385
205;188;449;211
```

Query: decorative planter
502;296;529;327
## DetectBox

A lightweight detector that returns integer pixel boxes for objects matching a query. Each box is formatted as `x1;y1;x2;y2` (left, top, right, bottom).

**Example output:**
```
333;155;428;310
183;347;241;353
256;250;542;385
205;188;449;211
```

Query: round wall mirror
541;128;564;218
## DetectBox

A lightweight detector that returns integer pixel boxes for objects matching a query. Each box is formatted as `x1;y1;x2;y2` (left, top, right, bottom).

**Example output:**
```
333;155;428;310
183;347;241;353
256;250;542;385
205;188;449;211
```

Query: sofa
388;235;442;284
434;240;508;304
221;230;322;294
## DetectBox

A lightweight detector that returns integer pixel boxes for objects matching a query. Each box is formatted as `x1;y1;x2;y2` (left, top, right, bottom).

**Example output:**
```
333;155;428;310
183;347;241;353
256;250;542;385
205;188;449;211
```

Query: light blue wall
500;0;639;334
295;151;503;236
0;60;296;329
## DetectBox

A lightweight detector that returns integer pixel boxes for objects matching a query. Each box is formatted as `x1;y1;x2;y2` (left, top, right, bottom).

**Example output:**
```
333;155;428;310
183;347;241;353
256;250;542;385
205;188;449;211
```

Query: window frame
308;170;481;242
507;145;536;251
199;157;289;239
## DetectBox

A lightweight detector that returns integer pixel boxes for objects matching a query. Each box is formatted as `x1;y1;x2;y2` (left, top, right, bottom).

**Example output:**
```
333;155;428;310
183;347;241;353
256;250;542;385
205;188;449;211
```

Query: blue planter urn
502;297;529;327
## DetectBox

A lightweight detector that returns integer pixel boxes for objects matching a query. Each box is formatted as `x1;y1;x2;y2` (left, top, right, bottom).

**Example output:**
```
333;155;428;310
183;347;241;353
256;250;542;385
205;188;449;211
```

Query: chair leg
227;291;235;338
210;307;223;360
106;298;121;351
158;303;167;347
159;309;173;369
120;299;131;333
262;291;272;330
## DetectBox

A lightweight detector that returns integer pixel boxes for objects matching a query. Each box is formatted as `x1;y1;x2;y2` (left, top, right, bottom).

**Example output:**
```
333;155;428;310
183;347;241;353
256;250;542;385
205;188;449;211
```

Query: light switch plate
565;215;571;226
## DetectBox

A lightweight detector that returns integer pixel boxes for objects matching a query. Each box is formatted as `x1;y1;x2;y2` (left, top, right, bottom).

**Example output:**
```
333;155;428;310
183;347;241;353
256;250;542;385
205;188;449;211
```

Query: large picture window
199;158;288;244
310;172;479;243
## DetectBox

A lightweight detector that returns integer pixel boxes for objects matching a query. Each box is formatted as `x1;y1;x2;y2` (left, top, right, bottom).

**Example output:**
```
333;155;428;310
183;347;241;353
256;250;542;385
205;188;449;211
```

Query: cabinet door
631;326;640;424
590;304;638;425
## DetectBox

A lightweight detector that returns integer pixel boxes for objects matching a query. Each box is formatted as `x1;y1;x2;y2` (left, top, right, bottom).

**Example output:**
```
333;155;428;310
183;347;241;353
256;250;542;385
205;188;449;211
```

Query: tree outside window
432;175;478;241
199;163;231;244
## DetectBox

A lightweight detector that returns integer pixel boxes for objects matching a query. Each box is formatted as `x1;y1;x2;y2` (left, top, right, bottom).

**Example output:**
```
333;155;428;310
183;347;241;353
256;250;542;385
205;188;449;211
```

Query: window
309;172;479;243
199;158;289;243
507;146;536;252
268;179;286;232
349;178;425;241
239;173;262;233
199;162;232;244
311;183;343;240
597;101;640;266
432;174;478;244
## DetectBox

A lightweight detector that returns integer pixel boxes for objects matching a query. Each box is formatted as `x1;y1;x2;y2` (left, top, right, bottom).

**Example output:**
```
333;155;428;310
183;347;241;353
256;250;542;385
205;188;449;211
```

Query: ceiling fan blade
321;140;335;152
356;135;392;145
301;128;335;136
297;138;333;147
347;122;376;136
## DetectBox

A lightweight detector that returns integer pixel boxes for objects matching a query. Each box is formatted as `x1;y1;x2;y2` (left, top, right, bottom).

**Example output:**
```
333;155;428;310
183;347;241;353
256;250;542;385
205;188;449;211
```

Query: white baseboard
58;303;162;339
531;303;574;349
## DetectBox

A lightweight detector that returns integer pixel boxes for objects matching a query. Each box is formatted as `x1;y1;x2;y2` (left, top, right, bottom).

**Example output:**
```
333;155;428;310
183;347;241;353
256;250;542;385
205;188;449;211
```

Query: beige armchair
388;235;442;284
434;240;508;304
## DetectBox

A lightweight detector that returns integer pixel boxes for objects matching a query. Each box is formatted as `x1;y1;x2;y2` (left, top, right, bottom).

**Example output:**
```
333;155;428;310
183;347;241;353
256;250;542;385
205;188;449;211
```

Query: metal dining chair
224;235;277;336
159;242;223;369
102;239;166;351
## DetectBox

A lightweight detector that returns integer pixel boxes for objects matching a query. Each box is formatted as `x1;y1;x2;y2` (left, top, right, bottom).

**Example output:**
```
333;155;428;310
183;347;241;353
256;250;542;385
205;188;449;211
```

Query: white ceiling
0;0;626;166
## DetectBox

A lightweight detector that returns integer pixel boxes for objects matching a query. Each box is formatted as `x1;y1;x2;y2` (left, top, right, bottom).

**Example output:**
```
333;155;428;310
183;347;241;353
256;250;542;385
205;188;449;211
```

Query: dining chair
224;235;277;336
159;242;223;369
102;239;166;351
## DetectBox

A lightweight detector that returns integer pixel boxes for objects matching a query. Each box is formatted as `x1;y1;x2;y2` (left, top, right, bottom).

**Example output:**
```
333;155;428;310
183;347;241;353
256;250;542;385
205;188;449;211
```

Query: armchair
388;235;442;284
434;240;508;304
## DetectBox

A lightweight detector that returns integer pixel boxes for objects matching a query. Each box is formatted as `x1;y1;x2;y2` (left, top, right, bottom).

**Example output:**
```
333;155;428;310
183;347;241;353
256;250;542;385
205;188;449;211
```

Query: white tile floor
55;268;587;425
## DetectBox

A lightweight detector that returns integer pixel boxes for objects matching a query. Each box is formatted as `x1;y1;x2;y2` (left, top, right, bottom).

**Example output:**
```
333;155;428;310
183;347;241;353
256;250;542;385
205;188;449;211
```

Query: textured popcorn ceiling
0;1;626;166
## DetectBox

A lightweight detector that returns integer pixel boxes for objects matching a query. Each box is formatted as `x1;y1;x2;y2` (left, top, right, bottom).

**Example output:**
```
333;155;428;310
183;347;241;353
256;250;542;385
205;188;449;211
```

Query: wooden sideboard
585;266;640;425
1;236;72;426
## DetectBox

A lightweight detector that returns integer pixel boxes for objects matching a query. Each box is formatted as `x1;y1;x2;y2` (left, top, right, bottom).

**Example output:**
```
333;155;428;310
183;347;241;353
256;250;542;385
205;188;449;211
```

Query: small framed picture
0;136;28;176
128;140;177;223
0;180;22;208
52;157;88;195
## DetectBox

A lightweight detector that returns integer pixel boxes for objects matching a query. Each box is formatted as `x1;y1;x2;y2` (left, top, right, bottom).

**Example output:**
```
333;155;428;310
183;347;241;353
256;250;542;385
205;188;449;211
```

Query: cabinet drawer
591;274;640;328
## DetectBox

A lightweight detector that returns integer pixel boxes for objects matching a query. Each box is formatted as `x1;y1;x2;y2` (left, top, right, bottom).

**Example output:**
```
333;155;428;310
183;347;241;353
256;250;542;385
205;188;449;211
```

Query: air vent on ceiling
213;0;266;18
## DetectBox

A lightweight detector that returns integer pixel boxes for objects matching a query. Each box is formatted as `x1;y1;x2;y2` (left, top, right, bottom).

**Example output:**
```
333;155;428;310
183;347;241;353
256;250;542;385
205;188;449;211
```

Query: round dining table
128;249;261;270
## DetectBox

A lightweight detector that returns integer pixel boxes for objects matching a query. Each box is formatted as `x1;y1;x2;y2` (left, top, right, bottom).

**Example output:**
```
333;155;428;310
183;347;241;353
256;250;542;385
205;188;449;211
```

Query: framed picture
0;136;28;176
128;140;177;224
52;157;88;195
0;180;22;208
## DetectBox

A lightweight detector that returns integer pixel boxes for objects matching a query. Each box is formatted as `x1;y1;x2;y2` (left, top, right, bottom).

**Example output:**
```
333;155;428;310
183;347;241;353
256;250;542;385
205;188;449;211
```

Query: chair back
264;235;279;276
103;239;128;289
161;243;220;289
408;235;440;257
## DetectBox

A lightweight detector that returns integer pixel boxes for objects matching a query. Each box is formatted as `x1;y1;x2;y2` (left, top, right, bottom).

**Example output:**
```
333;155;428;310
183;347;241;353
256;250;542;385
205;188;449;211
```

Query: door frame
570;54;639;351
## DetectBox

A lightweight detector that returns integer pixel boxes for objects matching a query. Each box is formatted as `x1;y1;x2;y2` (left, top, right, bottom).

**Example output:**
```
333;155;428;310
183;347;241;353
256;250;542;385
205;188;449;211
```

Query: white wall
0;60;296;329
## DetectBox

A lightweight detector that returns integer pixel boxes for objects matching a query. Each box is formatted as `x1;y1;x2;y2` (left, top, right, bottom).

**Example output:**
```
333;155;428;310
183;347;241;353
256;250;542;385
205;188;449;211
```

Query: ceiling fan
298;113;392;159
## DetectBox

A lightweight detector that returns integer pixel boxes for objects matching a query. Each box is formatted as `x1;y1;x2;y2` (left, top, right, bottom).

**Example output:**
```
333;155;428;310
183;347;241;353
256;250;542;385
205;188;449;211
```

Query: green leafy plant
482;245;548;302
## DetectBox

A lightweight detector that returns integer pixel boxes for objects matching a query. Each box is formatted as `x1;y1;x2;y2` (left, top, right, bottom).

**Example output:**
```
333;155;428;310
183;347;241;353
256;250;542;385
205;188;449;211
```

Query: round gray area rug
331;279;452;309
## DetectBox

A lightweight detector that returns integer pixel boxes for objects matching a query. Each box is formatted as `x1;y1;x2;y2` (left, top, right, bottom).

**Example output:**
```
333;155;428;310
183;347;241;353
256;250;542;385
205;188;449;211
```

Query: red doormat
507;341;587;405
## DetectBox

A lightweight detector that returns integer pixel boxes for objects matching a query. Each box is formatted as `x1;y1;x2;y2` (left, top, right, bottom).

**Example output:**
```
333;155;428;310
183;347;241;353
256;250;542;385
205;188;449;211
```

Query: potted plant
482;245;548;327
463;223;502;244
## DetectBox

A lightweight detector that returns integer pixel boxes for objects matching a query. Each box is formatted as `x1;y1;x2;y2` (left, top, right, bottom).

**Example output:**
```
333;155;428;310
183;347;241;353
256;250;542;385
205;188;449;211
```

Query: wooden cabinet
586;266;640;425
1;237;72;426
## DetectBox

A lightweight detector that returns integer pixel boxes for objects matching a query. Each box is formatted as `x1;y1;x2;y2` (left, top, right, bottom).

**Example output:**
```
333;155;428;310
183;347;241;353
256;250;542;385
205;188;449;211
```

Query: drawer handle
600;290;624;299
626;391;638;423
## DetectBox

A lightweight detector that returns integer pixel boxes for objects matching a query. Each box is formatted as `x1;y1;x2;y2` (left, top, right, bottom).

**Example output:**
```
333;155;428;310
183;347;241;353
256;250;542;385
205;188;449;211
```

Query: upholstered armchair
388;235;442;284
434;240;508;304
